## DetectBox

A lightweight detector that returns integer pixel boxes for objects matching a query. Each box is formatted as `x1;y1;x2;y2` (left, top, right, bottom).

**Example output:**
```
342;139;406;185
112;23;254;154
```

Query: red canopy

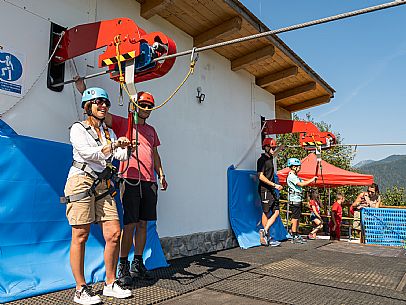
277;153;374;187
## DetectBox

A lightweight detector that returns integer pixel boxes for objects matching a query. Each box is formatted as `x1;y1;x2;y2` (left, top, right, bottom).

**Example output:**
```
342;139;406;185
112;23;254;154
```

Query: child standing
329;193;345;241
307;189;323;240
286;158;317;244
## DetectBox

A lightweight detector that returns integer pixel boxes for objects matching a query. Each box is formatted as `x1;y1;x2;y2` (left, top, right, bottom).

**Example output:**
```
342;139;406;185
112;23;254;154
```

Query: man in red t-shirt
75;80;167;285
329;193;345;241
107;92;167;284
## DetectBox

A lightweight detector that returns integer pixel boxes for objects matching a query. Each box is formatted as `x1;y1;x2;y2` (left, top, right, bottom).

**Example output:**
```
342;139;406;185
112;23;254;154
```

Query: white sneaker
74;285;101;305
103;280;132;299
268;238;281;247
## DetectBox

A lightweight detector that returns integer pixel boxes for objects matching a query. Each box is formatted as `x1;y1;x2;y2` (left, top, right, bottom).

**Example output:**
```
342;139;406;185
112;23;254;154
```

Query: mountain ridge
356;155;406;192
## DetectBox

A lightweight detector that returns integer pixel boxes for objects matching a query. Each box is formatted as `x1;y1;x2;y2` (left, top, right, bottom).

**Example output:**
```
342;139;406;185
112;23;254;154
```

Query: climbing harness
60;121;120;204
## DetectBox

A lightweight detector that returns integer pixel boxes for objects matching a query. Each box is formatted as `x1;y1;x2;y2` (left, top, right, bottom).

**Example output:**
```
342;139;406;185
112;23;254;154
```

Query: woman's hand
114;137;131;148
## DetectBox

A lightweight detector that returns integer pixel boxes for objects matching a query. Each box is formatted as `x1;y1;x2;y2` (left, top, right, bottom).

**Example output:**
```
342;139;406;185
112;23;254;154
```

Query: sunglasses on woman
92;98;111;107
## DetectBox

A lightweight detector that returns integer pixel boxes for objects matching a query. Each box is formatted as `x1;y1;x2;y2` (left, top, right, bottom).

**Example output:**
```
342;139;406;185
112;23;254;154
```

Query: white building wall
0;0;275;237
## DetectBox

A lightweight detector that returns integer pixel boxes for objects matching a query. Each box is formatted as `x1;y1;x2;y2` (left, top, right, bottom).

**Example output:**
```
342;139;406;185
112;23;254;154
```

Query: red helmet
137;91;155;106
262;138;277;149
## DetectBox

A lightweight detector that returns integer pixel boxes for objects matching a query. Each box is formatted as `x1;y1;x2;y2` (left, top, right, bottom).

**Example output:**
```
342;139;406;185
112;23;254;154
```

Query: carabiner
190;47;199;64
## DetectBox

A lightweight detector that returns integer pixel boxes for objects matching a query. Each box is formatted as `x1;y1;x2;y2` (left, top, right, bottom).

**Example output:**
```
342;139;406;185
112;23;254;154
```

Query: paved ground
5;240;406;305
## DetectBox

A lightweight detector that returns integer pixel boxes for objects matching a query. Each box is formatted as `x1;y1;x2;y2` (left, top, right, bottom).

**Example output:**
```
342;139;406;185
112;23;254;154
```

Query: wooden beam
275;82;316;102
231;45;275;71
193;16;242;47
256;66;298;88
223;0;335;97
285;95;331;112
275;105;292;120
140;0;172;20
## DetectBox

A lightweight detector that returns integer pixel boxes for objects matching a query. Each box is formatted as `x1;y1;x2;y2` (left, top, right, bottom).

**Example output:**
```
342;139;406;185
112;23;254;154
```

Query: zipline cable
152;0;406;62
55;0;406;86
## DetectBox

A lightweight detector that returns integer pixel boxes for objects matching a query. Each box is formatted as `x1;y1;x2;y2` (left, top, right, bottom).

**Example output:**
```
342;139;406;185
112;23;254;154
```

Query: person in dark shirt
257;138;283;246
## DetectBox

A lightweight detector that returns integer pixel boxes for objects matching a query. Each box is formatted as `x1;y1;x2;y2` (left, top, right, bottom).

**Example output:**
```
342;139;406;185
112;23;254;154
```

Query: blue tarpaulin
0;120;168;303
227;166;289;249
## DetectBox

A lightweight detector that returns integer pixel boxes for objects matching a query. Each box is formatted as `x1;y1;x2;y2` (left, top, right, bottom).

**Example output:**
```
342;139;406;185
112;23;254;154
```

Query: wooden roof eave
136;0;335;113
223;0;335;98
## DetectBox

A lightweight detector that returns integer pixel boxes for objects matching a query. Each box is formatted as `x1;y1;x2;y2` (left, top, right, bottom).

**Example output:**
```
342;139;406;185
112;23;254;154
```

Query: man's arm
258;172;283;190
74;76;86;94
153;147;167;190
270;144;285;157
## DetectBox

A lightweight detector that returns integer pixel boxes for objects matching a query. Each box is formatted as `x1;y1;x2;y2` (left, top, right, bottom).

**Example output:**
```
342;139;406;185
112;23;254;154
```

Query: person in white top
63;87;132;305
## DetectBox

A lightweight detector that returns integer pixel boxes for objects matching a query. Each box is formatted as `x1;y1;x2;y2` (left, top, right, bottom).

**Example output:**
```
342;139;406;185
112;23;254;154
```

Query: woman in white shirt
64;87;132;305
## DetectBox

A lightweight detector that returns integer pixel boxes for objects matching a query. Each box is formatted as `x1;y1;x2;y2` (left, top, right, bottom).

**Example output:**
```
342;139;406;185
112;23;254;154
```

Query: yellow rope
114;35;125;84
126;61;195;111
114;34;196;112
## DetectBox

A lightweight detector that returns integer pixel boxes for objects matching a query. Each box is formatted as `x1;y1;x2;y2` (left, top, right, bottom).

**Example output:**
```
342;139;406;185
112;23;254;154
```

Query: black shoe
130;259;153;280
117;260;132;286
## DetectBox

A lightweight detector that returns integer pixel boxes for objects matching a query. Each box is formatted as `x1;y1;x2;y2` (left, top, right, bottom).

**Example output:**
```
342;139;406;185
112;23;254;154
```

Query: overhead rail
54;0;406;87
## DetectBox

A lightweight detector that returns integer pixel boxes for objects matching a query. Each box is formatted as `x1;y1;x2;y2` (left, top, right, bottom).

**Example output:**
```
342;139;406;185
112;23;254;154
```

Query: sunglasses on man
139;104;153;110
92;98;111;107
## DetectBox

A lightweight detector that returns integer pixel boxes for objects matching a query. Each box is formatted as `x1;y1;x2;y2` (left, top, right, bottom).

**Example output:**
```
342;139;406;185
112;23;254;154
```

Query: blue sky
240;0;406;164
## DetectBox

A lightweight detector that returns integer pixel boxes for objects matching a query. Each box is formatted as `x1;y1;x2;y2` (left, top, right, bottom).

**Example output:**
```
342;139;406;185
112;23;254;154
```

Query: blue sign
0;52;23;82
0;49;25;97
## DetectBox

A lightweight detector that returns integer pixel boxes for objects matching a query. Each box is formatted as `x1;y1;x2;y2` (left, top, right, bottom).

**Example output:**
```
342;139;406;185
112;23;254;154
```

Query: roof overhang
136;0;335;117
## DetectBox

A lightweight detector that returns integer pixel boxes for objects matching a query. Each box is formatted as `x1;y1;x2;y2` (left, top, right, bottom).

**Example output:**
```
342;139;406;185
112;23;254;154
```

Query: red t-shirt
111;114;160;182
331;201;342;224
309;200;320;215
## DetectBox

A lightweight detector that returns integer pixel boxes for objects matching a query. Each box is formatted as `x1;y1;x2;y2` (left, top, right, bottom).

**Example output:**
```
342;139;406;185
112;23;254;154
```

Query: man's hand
332;224;336;231
275;184;283;191
74;76;86;94
115;137;131;148
160;176;168;191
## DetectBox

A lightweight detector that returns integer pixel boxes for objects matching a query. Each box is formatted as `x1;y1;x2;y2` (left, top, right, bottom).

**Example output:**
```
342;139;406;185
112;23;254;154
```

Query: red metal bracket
52;18;176;83
264;119;336;150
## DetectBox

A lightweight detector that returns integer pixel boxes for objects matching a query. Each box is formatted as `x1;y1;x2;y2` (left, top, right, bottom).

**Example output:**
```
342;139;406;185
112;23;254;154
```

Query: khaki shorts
353;210;361;230
64;175;119;226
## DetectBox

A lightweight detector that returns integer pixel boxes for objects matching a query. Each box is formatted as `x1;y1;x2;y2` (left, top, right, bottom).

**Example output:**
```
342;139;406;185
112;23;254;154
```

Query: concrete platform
4;240;406;305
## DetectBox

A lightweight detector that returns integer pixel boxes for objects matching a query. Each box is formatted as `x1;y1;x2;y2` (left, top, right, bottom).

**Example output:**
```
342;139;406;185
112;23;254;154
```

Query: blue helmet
287;158;301;167
81;87;109;108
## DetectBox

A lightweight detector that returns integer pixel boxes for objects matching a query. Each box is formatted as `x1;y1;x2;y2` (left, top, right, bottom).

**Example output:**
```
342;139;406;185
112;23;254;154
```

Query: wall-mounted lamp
196;87;205;103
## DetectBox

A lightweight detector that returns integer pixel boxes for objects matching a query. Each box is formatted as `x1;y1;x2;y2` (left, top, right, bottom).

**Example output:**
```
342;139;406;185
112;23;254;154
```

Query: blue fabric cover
227;166;290;249
0;121;167;303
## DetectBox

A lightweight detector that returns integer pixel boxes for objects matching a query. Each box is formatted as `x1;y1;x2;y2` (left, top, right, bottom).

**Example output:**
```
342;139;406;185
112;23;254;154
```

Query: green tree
382;186;406;206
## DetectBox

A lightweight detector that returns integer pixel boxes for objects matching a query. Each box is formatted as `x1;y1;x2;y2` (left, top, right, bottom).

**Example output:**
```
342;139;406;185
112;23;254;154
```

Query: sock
119;256;128;264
